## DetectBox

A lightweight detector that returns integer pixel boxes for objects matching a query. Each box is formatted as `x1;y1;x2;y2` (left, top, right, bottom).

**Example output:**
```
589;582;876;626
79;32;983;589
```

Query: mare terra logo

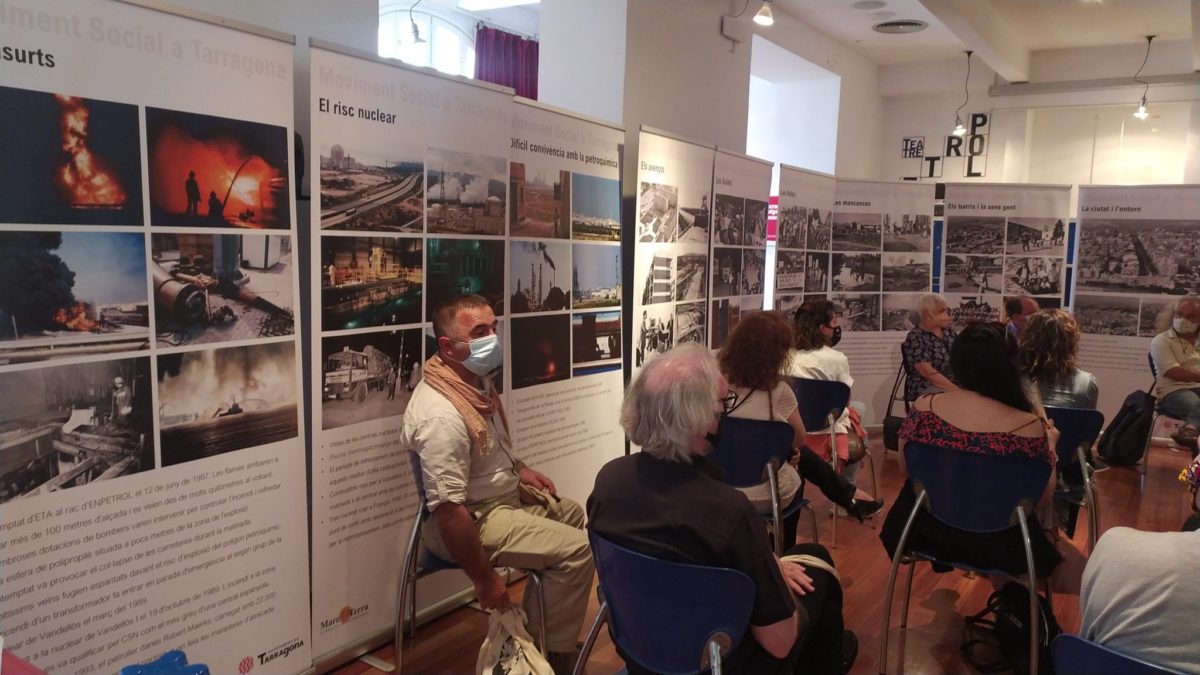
320;603;370;633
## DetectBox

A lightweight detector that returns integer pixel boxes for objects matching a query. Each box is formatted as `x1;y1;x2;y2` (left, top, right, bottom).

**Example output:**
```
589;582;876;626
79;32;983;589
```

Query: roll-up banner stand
632;127;716;368
772;165;836;326
0;1;311;673
1074;185;1200;421
942;183;1071;329
828;180;936;423
709;148;772;348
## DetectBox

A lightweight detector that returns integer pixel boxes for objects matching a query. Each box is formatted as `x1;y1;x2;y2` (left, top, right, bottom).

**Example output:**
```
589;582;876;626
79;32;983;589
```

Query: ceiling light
872;20;927;34
952;118;967;137
753;0;774;26
1131;35;1155;121
411;21;426;44
1133;96;1149;120
952;50;973;136
457;0;538;10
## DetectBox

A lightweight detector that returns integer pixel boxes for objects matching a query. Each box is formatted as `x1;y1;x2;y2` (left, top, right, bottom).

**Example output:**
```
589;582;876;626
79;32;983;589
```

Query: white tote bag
476;606;554;675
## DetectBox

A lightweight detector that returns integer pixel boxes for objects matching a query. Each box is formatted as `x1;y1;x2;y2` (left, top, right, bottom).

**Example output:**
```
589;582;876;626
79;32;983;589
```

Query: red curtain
474;25;538;100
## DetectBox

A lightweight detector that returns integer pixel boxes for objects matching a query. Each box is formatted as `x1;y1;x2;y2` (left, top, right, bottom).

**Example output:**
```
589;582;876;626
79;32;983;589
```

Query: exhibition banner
0;2;311;673
830;180;935;422
1074;185;1200;419
771;165;836;325
632;128;715;366
308;41;513;659
943;183;1071;329
709;149;772;348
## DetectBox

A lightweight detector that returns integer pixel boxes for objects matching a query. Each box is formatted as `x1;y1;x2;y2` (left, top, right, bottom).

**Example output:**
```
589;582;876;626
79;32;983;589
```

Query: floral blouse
901;326;956;402
899;409;1055;466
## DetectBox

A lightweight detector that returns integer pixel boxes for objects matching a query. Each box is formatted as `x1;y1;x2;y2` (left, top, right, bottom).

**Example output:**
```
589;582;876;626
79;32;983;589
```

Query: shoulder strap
1007;415;1043;434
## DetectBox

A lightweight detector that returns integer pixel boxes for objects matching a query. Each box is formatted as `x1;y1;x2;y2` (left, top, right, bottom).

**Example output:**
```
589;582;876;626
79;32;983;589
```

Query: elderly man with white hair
1151;296;1200;452
587;344;856;675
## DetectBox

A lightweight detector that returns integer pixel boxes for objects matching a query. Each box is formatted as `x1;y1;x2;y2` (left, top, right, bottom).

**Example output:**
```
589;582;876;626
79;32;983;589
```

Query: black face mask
828;325;842;347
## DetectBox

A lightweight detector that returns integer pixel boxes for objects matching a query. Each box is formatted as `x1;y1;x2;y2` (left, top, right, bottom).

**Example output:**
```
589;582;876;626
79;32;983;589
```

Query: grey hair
621;344;721;463
916;293;947;320
1155;296;1200;333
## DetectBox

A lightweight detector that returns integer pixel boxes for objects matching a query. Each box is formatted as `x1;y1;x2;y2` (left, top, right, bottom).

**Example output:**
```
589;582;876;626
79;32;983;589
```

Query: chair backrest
708;417;795;487
406;451;429;511
788;377;851;432
1051;634;1187;675
1044;406;1105;468
904;441;1051;533
1148;352;1157;379
589;533;756;675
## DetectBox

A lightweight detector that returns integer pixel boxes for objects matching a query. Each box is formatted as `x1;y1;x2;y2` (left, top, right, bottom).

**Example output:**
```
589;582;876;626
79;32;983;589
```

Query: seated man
1003;295;1038;337
401;294;592;673
1079;523;1200;673
1150;296;1200;451
588;344;855;675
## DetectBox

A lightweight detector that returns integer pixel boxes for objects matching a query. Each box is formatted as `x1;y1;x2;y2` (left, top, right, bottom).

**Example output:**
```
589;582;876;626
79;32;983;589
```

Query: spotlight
753;0;775;26
952;117;967;137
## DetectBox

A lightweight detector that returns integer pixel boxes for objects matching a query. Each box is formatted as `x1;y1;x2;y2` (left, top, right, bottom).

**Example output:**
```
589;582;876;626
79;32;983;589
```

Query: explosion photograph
0;86;143;226
146;107;290;229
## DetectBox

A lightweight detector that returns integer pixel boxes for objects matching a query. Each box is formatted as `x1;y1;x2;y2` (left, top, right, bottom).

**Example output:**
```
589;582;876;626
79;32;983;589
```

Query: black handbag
883;361;908;451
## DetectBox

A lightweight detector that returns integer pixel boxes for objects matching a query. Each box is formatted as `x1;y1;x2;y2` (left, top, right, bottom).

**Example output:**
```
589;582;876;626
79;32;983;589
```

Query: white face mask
1174;317;1200;335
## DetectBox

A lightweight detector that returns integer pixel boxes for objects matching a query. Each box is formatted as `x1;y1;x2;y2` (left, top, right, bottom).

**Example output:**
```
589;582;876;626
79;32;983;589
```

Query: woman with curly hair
1018;308;1099;410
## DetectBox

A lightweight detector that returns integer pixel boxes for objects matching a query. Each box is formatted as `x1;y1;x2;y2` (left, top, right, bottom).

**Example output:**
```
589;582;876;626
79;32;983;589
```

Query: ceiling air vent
872;20;928;34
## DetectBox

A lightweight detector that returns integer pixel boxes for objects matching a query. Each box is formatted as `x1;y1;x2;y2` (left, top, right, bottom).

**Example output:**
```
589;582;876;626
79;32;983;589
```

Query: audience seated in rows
1150;296;1200;452
588;344;857;675
901;293;959;403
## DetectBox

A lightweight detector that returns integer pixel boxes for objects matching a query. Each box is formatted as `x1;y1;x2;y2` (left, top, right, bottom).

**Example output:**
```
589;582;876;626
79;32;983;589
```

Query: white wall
538;0;626;125
747;75;840;174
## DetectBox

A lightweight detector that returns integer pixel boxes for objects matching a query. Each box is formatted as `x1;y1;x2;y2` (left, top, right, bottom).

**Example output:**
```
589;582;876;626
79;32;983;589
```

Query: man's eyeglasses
718;391;738;414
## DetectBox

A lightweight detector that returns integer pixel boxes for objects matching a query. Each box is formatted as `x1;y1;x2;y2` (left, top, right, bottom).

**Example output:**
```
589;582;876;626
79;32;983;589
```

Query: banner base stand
357;654;396;672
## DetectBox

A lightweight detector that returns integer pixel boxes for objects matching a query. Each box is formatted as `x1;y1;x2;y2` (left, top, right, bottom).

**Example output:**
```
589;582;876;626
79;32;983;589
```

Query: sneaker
840;630;859;675
849;498;885;523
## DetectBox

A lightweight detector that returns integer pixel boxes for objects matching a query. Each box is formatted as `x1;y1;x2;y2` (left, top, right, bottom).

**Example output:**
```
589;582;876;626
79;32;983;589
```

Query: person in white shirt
1150;296;1200;452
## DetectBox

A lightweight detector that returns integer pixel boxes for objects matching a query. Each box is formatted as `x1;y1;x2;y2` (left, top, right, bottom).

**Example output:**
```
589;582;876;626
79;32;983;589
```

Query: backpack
962;582;1061;675
1097;388;1155;466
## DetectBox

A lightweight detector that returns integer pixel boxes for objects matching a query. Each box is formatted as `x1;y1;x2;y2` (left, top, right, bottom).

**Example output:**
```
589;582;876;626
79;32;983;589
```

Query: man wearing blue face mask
400;294;592;673
1150;296;1200;453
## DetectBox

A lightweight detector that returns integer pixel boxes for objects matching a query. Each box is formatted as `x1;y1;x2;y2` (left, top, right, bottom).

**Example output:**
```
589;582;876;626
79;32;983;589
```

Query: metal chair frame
1044;406;1104;551
1143;354;1189;492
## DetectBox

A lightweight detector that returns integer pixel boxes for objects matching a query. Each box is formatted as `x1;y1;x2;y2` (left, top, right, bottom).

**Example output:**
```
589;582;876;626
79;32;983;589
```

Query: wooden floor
331;440;1195;675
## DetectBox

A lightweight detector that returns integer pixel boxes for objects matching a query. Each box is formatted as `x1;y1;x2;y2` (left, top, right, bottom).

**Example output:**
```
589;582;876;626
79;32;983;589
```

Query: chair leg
805;503;820;546
829;420;839;548
372;515;423;674
1140;413;1159;493
1016;508;1039;675
768;463;784;557
864;446;879;503
528;572;548;656
571;602;608;675
878;491;926;675
899;561;916;629
1077;445;1099;552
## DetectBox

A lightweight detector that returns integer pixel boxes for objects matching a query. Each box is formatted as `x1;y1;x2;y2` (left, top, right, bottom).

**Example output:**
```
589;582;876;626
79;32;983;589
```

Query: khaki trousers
424;494;593;653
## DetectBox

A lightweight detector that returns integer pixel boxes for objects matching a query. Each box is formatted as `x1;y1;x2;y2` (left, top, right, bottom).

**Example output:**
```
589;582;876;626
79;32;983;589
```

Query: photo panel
805;208;832;251
151;233;296;347
318;142;423;232
635;303;674;366
635;246;675;306
146;107;290;229
426;147;507;236
805;252;831;293
942;255;1003;294
572;243;620;309
881;252;932;292
741;249;765;296
320;328;421;431
883;293;922;332
1005;217;1066;258
572;310;621;365
713;194;744;245
710;298;739;350
158;340;298;467
774;294;803;319
776;205;805;250
426;238;506;317
1074;294;1141;337
945;292;1002;332
510;239;571;313
831;212;882;252
677;187;711;246
636;181;679;243
674;252;708;302
510;314;570;390
775;251;806;294
571;173;621;241
1003;256;1063;296
831;293;880;332
1076;220;1200;295
0;231;149;364
1139;297;1173;337
711;247;742;298
944;216;1005;256
744;198;768;246
674;301;707;347
319;235;422;331
831;253;881;292
883;214;932;252
0;356;153;505
0;86;143;226
510;159;569;239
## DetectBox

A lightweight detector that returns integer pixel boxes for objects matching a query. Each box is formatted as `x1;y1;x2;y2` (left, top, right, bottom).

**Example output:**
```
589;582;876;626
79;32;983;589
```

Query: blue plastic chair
878;442;1053;675
379;453;545;674
1044;406;1105;551
1051;634;1187;675
709;416;818;555
572;533;756;675
120;651;208;675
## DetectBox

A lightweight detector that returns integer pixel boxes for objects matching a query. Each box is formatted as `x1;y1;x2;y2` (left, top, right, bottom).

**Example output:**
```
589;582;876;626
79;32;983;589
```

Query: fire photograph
321;328;421;430
572;310;621;365
945;216;1005;255
831;293;880;332
151;233;295;348
1076;220;1200;295
714;194;744;245
1006;217;1066;257
158;341;298;466
1074;294;1140;337
709;298;740;350
831;253;881;292
741;250;765;295
319;142;423;231
711;247;742;297
426;238;506;317
146;107;290;229
675;301;707;346
572;244;621;309
635;303;673;367
0;356;154;505
883;214;931;252
946;293;1000;331
776;205;805;249
677;190;711;245
943;255;1003;293
675;252;708;302
320;235;422;331
0;231;149;365
637;181;679;243
883;293;920;331
881;253;931;292
806;208;831;250
0;86;144;226
571;173;621;241
1004;256;1062;296
744;199;768;246
776;251;805;294
511;314;570;390
510;160;569;239
510;240;570;313
831;212;882;252
426;147;507;236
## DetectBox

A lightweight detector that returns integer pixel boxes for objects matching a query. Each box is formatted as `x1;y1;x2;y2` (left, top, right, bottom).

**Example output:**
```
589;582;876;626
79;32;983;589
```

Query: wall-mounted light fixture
952;49;973;137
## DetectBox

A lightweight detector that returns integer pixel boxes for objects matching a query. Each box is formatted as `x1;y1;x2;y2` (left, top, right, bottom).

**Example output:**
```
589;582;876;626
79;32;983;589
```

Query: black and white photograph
805;252;830;292
831;293;880;332
777;205;806;249
945;216;1005;255
636;248;675;306
572;244;621;309
740;295;764;314
636;303;674;366
831;212;882;252
946;293;1001;331
1074;294;1140;337
152;233;296;348
1004;256;1062;296
572;310;621;365
881;253;931;292
712;247;743;298
806;208;831;251
776;251;806;293
510;240;571;313
675;252;708;302
1006;217;1066;257
426;238;506;317
511;314;570;390
710;298;739;350
714;194;744;245
774;294;803;318
0;231;149;364
572;173;621;241
426;147;507;236
943;255;1003;293
637;181;679;242
677;191;711;245
674;301;707;346
321;328;421;430
883;293;921;332
321;235;422;331
741;250;765;295
883;214;932;252
744;199;768;246
1076;220;1200;295
1139;297;1173;337
158;341;298;466
831;253;881;292
510;160;569;239
319;142;423;231
0;356;154;505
